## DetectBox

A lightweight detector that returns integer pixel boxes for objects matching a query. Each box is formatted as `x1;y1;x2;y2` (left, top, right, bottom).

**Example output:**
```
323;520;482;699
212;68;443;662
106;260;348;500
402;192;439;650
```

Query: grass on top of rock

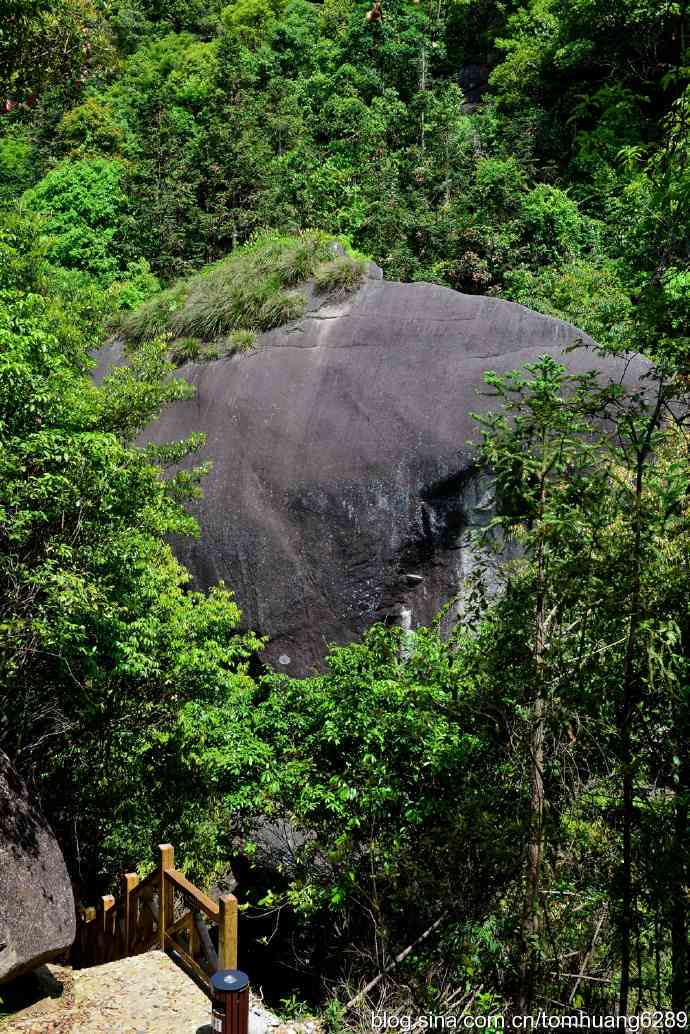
116;232;366;348
169;330;256;366
313;254;366;295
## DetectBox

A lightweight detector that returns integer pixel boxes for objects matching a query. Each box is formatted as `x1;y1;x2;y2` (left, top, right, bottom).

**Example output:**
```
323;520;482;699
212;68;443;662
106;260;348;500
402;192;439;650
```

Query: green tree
473;354;690;1012
22;158;130;280
0;214;263;886
244;622;510;992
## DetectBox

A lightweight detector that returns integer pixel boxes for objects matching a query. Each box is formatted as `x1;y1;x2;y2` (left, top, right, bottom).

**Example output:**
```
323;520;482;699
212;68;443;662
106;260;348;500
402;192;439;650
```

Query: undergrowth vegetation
117;233;367;348
313;254;366;295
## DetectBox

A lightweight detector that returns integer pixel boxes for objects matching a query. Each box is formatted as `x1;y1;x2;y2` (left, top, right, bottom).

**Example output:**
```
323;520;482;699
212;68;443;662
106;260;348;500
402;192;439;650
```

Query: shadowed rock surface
0;751;76;983
98;271;648;675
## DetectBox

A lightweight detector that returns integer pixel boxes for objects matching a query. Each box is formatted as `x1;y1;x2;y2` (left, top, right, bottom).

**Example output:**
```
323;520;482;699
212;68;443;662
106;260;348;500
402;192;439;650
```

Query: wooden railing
74;844;238;996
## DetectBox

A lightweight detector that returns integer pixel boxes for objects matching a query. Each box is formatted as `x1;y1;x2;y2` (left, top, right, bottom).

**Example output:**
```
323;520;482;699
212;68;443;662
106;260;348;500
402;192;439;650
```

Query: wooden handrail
127;867;158;902
164;932;210;990
164;866;219;921
166;912;195;940
74;842;240;994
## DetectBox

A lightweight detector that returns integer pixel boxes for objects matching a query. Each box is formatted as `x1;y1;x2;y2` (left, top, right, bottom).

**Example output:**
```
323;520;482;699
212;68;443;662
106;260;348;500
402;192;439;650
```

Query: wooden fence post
159;844;175;952
218;893;238;970
123;872;139;956
84;906;96;967
100;895;116;964
101;894;116;933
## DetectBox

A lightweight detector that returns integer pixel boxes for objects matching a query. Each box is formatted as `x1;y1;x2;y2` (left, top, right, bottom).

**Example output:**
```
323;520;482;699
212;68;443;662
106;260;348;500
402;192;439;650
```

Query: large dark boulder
0;752;76;983
102;271;648;675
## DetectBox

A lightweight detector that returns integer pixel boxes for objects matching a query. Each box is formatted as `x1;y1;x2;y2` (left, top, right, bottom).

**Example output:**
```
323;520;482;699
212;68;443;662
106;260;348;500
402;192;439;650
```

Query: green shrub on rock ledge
116;231;367;351
313;255;366;295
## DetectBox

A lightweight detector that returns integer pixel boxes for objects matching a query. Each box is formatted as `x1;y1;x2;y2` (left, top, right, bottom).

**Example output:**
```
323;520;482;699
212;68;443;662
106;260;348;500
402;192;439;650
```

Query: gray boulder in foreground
0;751;76;983
104;270;649;675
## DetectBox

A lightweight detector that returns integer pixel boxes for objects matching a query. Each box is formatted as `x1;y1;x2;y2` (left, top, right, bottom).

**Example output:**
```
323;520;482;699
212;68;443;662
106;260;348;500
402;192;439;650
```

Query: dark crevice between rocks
374;466;480;628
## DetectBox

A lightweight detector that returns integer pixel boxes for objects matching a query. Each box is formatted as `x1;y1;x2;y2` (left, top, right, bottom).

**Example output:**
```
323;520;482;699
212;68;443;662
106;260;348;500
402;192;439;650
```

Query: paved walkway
1;951;317;1034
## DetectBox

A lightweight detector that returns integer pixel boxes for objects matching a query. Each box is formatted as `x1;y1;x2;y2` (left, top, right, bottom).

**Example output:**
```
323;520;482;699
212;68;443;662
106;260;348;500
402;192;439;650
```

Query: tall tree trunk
618;387;663;1015
419;44;427;153
671;716;689;1011
516;474;547;1014
680;0;688;62
517;694;545;1013
670;613;690;1010
619;712;634;1014
618;460;643;1016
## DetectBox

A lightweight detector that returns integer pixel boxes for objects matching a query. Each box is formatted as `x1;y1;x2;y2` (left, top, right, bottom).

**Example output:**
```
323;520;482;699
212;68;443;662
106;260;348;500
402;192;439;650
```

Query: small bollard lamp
211;969;250;1034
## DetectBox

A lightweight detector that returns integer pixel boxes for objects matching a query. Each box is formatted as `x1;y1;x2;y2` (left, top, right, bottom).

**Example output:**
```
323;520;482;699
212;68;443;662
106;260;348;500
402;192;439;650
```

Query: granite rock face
0;751;76;983
102;272;648;675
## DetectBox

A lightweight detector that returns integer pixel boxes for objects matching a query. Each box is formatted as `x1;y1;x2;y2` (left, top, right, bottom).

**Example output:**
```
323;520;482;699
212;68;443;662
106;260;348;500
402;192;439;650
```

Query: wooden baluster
100;895;115;964
159;844;175;952
189;907;200;963
102;894;116;932
139;885;156;952
83;906;96;967
194;911;218;971
123;872;139;957
218;894;238;970
75;906;88;968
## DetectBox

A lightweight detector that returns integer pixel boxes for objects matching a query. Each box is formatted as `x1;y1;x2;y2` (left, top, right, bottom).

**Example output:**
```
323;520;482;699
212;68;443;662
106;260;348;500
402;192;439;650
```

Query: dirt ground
0;950;319;1034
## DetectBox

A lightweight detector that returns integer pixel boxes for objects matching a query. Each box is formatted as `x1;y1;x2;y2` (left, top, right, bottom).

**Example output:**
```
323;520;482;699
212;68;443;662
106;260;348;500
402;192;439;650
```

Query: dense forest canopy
1;0;689;1024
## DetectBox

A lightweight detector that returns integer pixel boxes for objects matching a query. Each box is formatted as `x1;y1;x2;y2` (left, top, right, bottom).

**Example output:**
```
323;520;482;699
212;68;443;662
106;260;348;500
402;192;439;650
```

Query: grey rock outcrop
101;271;648;675
0;751;76;983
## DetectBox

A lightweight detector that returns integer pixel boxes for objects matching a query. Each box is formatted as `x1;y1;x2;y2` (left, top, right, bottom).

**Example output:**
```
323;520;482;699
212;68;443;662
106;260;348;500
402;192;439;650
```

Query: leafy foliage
0;214;263;885
1;0;690;1019
22;159;130;280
